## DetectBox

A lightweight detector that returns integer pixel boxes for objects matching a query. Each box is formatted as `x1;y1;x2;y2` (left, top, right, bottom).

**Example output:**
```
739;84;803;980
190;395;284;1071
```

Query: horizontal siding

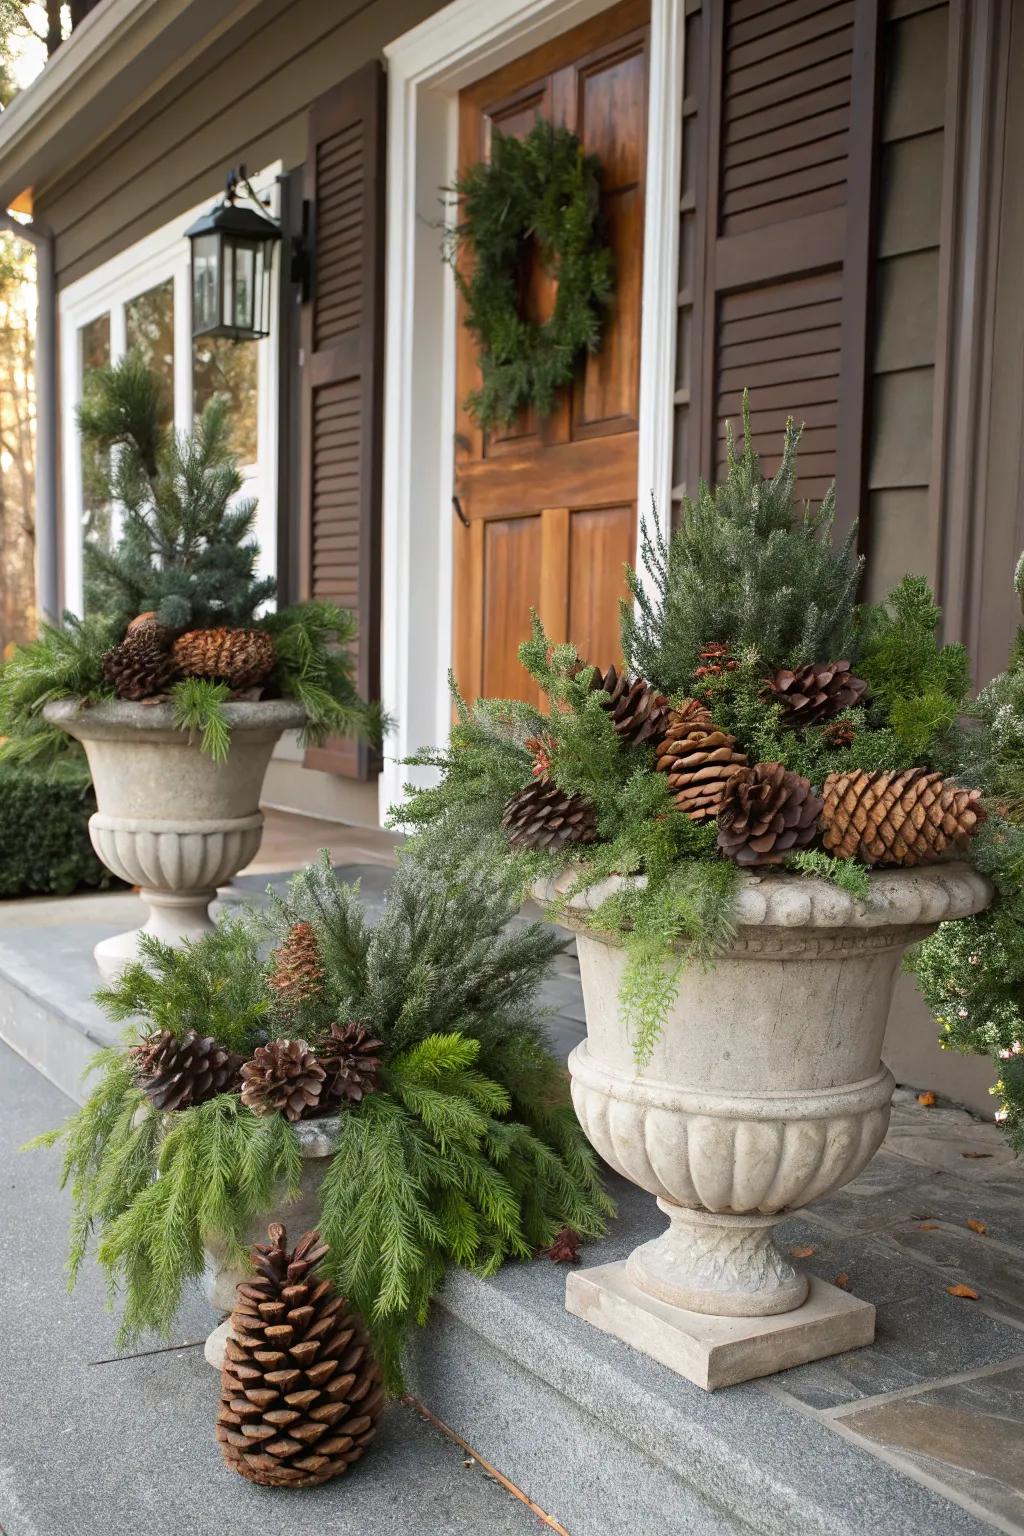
36;0;441;289
863;0;947;603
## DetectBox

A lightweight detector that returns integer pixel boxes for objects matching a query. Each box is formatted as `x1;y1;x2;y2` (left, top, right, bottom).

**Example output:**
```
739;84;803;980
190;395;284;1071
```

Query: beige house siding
34;0;443;290
863;0;948;603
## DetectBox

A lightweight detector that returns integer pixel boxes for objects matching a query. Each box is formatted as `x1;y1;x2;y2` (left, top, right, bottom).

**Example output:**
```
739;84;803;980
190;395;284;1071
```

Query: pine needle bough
0;353;380;762
27;852;612;1386
394;395;987;1068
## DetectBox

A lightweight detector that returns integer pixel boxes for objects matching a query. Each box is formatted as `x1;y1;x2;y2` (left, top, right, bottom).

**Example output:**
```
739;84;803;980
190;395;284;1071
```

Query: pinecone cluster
217;1223;384;1488
239;1025;383;1123
101;614;275;702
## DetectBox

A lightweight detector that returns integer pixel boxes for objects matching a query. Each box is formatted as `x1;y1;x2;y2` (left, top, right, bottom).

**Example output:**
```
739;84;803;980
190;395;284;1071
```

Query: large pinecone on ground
717;762;824;867
240;1039;327;1122
102;631;178;701
501;780;599;852
586;664;671;747
172;627;275;690
654;699;750;821
269;921;326;1010
769;660;869;728
319;1023;383;1108
132;1028;243;1112
821;768;986;867
217;1223;384;1488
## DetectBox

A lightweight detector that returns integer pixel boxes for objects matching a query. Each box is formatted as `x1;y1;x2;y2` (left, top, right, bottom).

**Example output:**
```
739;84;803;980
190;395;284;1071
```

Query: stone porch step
407;1165;1024;1536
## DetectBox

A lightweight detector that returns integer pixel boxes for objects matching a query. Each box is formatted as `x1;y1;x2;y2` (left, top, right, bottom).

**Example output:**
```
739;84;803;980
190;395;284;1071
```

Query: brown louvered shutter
685;0;881;534
298;62;384;778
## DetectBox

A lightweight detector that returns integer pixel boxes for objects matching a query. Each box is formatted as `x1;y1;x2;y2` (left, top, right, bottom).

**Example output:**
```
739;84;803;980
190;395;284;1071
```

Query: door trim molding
380;0;684;819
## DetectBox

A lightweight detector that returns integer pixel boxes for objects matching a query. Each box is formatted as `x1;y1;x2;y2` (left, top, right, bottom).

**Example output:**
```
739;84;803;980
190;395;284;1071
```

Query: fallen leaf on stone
542;1227;582;1264
916;1222;940;1231
961;1151;994;1159
967;1219;988;1235
917;1090;937;1107
947;1283;980;1300
835;1271;850;1289
790;1245;815;1259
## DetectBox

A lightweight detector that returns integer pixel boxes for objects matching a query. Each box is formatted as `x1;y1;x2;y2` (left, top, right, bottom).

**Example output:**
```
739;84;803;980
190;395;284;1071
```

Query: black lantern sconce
186;165;283;342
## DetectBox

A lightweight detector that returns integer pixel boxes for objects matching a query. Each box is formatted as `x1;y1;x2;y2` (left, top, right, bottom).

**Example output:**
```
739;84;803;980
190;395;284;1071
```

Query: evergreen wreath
447;117;614;429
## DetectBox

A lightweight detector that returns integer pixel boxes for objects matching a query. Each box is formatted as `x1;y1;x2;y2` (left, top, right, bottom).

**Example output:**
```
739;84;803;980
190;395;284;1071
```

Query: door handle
452;494;470;528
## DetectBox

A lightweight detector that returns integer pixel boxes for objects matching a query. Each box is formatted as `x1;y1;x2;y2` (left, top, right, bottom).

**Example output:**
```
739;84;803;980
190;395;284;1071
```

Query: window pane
125;278;174;430
192;336;258;465
80;312;111;588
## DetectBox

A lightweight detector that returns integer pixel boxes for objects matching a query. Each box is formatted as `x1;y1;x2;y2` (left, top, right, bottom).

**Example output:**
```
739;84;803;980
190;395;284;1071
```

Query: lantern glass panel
191;234;220;335
232;240;258;336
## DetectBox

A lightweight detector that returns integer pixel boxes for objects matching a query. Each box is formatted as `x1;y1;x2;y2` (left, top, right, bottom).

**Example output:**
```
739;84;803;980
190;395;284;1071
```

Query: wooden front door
452;0;649;705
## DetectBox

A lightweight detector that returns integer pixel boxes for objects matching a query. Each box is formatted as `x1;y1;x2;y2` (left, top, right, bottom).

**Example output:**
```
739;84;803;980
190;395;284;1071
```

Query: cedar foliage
621;398;863;693
29;852;611;1384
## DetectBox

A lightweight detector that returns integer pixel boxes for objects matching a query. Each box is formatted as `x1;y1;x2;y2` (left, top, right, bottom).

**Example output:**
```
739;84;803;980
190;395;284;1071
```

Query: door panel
568;506;635;665
452;0;649;702
481;517;544;703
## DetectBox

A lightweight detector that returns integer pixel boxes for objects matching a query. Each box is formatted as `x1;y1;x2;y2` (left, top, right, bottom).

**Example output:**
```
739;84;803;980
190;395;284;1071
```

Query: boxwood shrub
0;758;117;897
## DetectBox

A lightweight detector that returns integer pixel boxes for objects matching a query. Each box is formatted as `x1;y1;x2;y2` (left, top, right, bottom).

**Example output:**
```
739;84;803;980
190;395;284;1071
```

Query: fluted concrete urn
535;863;991;1388
43;697;306;980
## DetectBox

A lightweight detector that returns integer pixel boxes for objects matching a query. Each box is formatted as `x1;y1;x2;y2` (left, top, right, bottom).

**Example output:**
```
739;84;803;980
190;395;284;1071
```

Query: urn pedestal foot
94;889;218;982
626;1201;808;1317
567;1262;875;1391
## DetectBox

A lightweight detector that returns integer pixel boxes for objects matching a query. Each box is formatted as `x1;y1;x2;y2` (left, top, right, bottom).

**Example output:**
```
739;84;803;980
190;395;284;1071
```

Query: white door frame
380;0;684;820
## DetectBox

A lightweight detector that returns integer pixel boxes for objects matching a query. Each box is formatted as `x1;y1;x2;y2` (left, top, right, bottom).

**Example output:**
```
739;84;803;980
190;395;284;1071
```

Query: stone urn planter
201;1113;340;1369
535;863;992;1390
43;697;306;980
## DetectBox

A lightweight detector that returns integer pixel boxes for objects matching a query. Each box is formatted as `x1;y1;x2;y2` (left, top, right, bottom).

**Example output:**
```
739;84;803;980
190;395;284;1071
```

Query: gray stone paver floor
3;868;1024;1530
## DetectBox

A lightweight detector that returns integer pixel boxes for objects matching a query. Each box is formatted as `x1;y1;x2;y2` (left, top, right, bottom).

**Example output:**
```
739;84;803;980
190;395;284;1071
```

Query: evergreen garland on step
27;852;611;1387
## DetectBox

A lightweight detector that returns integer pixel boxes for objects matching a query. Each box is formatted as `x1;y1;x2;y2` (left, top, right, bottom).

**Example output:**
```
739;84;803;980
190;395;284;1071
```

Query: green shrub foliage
0;758;116;896
908;550;1024;1141
29;852;611;1386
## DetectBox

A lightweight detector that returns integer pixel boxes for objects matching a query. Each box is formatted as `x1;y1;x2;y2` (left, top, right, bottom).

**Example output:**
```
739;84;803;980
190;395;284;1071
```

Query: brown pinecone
654;699;749;821
716;762;824;867
769;660;869;728
586;663;671;747
821;768;986;867
319;1023;383;1107
217;1223;384;1488
269;921;326;1009
501;780;599;852
172;626;275;690
102;631;178;701
132;1028;243;1112
240;1039;327;1122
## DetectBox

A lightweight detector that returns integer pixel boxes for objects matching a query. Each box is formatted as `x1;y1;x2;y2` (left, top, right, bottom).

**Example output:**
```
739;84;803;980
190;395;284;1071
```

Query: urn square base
566;1262;875;1391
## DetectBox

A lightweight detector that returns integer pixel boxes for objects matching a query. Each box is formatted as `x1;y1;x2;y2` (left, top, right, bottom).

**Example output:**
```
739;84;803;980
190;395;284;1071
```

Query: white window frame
380;0;684;822
59;162;282;616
